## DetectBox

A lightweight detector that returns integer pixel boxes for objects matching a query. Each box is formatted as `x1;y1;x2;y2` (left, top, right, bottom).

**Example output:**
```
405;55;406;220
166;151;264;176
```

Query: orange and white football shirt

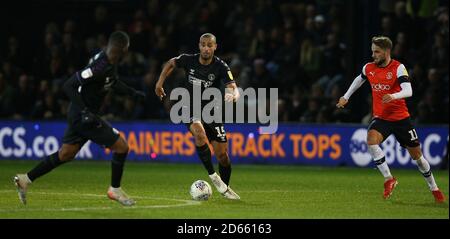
362;59;410;121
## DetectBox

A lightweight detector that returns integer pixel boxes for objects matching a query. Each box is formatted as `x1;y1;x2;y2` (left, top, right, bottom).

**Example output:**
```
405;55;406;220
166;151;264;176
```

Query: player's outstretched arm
336;74;366;108
112;79;145;100
155;58;176;101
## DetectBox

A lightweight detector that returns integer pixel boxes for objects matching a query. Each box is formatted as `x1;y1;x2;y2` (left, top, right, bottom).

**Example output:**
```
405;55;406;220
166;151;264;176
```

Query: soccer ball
190;180;212;201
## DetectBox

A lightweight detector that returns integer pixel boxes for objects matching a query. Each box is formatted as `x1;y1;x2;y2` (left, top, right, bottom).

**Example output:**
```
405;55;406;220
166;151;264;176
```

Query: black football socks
196;144;215;175
27;152;66;181
219;163;231;186
111;152;127;188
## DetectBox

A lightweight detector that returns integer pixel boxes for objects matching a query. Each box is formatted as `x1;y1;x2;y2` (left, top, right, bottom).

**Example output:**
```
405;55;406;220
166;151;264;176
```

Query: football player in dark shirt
14;31;145;206
155;33;240;199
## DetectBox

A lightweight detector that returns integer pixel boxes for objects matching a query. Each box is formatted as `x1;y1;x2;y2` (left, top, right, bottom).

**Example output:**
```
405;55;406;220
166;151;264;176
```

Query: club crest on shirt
208;74;215;81
386;72;393;80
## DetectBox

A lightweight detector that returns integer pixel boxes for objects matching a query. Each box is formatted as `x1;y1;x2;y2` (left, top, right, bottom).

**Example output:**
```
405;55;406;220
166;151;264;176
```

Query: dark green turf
0;160;448;218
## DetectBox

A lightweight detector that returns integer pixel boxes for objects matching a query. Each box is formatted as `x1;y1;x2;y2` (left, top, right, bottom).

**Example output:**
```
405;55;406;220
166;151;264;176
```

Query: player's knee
194;133;208;145
367;131;383;145
409;150;422;160
366;138;380;146
122;142;129;153
112;137;129;154
117;142;129;154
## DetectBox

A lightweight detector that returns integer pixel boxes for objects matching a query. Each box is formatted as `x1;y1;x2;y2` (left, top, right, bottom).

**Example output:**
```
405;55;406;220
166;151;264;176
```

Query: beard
374;57;386;66
201;53;211;61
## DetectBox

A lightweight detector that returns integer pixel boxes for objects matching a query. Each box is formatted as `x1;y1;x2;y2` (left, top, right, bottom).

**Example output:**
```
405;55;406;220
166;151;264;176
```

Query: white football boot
209;172;240;200
222;186;241;200
209;172;228;193
13;174;32;205
107;186;136;206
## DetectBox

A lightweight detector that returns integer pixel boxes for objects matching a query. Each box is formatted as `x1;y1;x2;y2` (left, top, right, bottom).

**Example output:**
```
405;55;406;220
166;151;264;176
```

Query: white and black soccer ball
190;180;212;201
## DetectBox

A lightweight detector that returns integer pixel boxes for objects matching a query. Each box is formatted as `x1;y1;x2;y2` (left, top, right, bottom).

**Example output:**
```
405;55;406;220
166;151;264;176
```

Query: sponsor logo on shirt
188;75;213;87
371;83;391;91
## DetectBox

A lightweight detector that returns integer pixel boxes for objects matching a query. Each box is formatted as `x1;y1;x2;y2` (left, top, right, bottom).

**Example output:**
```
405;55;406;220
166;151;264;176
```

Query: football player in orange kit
336;36;445;203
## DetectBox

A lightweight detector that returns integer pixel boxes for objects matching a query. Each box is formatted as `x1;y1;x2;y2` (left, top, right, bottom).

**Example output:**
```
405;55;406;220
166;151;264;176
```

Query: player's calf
109;136;130;189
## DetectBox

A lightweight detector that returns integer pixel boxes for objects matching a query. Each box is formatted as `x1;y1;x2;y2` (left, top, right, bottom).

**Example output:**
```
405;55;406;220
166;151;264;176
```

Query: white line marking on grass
0;190;201;212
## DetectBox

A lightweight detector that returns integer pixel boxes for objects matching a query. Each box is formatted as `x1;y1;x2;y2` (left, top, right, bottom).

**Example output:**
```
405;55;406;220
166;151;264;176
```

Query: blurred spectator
313;14;328;44
2;61;20;87
140;70;168;119
86;5;113;37
299;36;321;83
429;32;449;75
415;87;448;124
0;72;15;117
361;95;373;125
380;16;396;40
117;98;141;120
6;36;27;69
273;30;299;88
249;58;272;89
393;1;413;37
12;74;35;120
249;29;269;60
31;93;61;120
229;57;251;89
316;33;346;96
128;9;152;55
61;33;82;68
409;63;427;103
287;86;307;121
278;99;289;122
300;96;321;123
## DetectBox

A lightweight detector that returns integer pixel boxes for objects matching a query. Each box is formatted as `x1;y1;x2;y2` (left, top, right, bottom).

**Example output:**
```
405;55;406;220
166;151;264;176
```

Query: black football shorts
186;120;228;143
368;117;420;148
62;114;120;148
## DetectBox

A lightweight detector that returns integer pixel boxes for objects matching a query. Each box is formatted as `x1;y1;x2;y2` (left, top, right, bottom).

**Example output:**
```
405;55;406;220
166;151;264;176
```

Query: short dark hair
108;31;129;48
372;36;392;50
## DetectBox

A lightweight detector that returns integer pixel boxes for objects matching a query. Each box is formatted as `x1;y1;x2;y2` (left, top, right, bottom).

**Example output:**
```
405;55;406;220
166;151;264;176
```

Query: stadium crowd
0;0;448;124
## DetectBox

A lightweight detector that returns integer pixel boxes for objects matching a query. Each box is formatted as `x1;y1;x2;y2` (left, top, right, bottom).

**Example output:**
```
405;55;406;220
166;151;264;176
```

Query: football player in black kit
155;33;240;199
13;31;145;206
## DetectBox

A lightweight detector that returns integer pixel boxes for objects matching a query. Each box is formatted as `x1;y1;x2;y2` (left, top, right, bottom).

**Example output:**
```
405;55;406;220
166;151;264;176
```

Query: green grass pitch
0;160;448;219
